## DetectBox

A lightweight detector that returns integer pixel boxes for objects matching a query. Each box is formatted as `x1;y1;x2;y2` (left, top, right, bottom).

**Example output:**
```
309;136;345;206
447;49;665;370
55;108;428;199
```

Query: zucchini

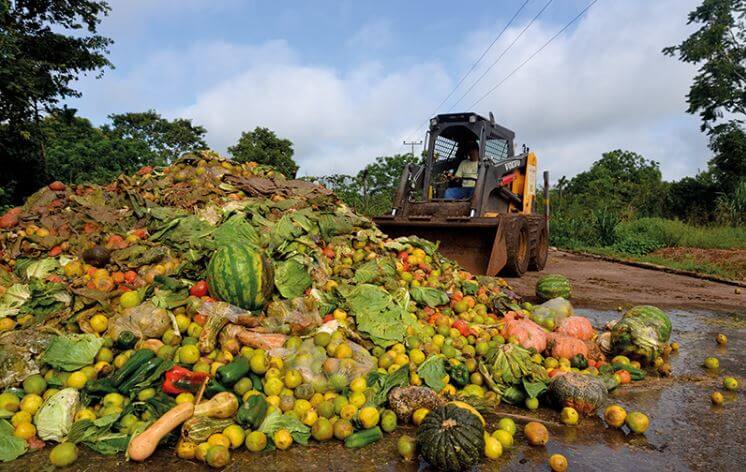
115;330;137;350
216;356;250;387
344;426;383;448
111;349;155;386
120;357;164;394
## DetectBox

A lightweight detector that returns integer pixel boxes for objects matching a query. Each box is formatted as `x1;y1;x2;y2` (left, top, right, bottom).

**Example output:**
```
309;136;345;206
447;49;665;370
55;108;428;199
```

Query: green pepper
447;363;469;387
111;349;155;386
204;379;229;398
236;394;268;428
216;356;250;387
571;354;588;370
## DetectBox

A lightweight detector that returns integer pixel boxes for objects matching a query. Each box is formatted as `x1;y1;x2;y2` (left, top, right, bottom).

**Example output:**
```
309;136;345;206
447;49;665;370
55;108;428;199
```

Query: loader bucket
374;217;508;276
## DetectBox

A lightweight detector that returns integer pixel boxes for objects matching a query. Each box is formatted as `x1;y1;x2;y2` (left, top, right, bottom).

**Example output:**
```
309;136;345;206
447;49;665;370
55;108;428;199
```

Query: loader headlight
469;115;477;123
430;118;438;127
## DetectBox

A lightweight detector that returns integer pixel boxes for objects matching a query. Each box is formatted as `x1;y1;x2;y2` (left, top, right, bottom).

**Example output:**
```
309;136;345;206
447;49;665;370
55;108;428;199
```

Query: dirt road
505;250;744;313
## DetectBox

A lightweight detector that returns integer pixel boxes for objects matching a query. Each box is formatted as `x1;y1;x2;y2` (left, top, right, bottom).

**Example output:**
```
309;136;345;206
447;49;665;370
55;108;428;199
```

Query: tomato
83;222;97;234
190;280;209;297
194;313;208;326
452;319;474;337
124;270;138;284
321;246;335;258
48;245;63;257
615;370;632;384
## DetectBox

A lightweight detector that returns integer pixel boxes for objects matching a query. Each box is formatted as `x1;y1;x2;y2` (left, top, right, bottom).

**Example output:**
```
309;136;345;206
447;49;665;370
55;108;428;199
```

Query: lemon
14;422;36;440
66;371;88;390
358;406;380;429
222;424;245;449
179;344;200;364
245;431;267;452
195;442;211;462
176;392;195;405
349;377;367;393
11;411;31;428
207;433;231;449
625;411;649;434
560;407;579;425
75;408;97;422
273;429;293;450
497;417;516;436
340;404;358;420
349;391;367;408
20;394;43;415
89;314;108;333
484;436;503;459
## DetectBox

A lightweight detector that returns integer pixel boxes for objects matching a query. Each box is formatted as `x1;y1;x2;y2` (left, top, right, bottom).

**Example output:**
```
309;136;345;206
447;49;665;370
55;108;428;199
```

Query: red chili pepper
163;366;209;395
190;280;209;297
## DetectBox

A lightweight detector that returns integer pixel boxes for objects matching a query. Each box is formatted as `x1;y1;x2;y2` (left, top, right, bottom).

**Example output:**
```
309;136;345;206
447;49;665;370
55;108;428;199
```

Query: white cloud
73;0;710;182
346;19;395;51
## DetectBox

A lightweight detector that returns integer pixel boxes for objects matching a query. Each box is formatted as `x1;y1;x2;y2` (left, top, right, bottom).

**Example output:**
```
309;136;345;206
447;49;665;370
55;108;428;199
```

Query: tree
229;127;298;178
0;0;112;206
105;111;207;165
663;0;745;132
42;108;150;184
707;121;746;195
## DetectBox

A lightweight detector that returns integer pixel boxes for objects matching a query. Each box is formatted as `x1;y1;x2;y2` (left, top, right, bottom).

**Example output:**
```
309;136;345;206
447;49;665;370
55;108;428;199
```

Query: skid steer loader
374;112;549;276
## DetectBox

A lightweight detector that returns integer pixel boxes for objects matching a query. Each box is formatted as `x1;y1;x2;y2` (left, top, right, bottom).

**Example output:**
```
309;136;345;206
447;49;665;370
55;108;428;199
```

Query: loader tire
529;222;548;271
504;217;529;276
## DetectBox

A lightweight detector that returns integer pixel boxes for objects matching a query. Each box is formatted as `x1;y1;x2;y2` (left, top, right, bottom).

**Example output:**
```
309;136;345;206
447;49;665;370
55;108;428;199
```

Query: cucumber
119;356;163;394
344;427;383;448
111;349;155;386
611;363;646;381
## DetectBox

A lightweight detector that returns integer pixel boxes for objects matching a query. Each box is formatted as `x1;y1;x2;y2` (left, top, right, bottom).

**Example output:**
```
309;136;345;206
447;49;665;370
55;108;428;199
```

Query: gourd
548;372;607;415
557;316;595;341
417;403;485;472
193;392;239;419
536;274;571;301
182;416;235;443
206;245;274;310
128;402;194;461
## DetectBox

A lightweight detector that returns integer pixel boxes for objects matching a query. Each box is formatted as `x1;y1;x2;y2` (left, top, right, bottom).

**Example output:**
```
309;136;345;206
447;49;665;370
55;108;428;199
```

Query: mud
506;250;744;313
6;253;745;471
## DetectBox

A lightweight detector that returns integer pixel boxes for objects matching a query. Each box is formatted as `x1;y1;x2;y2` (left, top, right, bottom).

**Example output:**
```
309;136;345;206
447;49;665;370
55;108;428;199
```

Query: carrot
128;402;194;461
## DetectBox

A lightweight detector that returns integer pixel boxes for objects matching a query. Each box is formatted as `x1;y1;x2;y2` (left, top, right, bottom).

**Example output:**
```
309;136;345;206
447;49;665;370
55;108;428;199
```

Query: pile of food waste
0;151;680;470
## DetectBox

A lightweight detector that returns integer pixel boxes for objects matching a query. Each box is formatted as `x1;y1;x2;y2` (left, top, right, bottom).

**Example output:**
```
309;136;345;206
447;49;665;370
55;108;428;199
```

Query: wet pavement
6;307;745;472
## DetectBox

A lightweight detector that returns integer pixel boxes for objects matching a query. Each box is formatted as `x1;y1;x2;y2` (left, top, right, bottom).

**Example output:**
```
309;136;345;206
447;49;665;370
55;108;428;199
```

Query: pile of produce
0;151;675;469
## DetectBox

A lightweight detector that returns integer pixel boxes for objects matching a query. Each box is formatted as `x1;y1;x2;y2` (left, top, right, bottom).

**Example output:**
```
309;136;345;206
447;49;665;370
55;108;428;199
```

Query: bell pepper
162;366;209;395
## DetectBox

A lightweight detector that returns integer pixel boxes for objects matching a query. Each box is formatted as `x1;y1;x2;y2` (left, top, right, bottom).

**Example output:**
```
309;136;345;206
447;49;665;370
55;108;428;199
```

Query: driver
444;141;479;199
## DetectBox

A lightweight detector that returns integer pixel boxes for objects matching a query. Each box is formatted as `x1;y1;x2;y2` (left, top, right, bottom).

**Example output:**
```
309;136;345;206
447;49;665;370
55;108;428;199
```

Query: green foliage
311;154;420;216
663;0;745;132
0;0;112;208
104;110;207;165
229;127;298;178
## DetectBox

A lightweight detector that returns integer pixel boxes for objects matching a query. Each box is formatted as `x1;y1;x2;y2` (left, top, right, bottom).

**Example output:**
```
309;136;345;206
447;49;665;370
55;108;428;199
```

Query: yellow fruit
484;436;503;459
222;424;245;449
349;377;367;393
74;408;97;422
710;391;724;405
412;408;430;426
349;391;366;408
14;422;36;440
358;406;380;429
549;454;569;472
492;429;513;450
723;377;739;391
334;343;353;359
11;411;31;428
207;433;231;449
340;404;358;420
66;371;88;390
604;405;627;428
195;442;211;462
302;409;318;427
625;411;649;434
176;438;197;459
449;401;485;426
89;314;108;333
20;394;43;415
560;407;579;426
524;422;549;446
273;429;293;450
716;333;727;345
0;392;20;412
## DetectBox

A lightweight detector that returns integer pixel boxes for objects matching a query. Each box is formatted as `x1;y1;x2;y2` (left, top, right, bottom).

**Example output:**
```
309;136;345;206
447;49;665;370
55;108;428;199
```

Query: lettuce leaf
417;355;447;392
274;259;312;299
68;413;129;455
42;334;104;371
341;284;407;348
0;419;27;462
258;409;311;445
410;286;449;307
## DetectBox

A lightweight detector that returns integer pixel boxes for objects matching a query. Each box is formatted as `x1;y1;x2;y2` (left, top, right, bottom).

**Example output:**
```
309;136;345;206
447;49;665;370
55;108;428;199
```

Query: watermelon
207;245;274;310
535;274;571;301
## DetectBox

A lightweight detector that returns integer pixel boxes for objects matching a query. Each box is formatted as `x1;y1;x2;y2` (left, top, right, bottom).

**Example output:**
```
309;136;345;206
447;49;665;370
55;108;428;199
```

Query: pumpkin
547;334;589;360
503;312;548;353
557;316;595;341
417;403;485;472
548;372;607;415
206;245;274;310
536;274;571;301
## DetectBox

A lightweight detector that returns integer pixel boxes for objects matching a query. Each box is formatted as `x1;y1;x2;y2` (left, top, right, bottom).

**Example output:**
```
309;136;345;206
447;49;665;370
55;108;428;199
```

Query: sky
65;0;710;182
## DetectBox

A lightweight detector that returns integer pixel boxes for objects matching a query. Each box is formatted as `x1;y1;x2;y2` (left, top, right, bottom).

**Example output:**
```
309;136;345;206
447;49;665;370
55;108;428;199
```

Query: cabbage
34;388;79;442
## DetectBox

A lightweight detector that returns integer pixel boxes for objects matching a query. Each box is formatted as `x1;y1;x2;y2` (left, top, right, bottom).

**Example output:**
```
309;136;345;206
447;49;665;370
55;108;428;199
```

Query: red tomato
124;270;137;284
615;370;632;384
193;313;208;326
48;245;63;257
452;319;473;337
190;280;209;297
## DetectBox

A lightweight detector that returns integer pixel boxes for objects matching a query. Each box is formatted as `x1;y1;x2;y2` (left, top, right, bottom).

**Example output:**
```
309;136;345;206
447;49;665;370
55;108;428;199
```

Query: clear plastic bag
107;302;172;339
263;297;322;335
530;297;574;330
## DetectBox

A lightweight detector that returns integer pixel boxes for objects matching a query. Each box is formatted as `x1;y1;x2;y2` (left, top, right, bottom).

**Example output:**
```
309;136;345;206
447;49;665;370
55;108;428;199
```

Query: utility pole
403;140;423;157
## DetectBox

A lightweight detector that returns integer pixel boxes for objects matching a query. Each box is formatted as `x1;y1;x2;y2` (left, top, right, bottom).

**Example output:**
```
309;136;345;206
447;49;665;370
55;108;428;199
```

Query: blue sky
67;0;709;180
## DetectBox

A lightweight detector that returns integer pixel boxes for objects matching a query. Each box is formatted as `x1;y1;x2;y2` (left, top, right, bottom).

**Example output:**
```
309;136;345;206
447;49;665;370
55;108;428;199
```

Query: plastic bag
0;329;55;389
502;311;548;353
263;297;322;335
107;302;172;339
530;297;573;330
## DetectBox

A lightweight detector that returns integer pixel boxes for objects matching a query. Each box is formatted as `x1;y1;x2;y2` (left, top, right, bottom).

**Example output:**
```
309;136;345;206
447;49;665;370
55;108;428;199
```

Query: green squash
548;372;607;416
535;274;571;301
417;403;485;472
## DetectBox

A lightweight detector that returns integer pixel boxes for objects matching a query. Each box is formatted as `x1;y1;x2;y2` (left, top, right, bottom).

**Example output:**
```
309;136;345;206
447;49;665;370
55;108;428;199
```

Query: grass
579;246;742;280
615;218;746;249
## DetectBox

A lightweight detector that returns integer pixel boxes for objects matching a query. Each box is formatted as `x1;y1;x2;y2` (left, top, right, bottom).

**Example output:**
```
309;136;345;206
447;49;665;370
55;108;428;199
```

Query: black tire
529;222;549;271
504;217;529;276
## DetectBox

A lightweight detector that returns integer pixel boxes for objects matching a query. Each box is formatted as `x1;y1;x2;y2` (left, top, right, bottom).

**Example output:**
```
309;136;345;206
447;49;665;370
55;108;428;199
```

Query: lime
22;374;47;395
397;435;416;460
205;445;230;468
49;442;78;467
381;409;398;432
723;376;739;391
497;417;516;436
492;429;513;450
245;431;267;452
703;357;719;369
311;417;334;441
